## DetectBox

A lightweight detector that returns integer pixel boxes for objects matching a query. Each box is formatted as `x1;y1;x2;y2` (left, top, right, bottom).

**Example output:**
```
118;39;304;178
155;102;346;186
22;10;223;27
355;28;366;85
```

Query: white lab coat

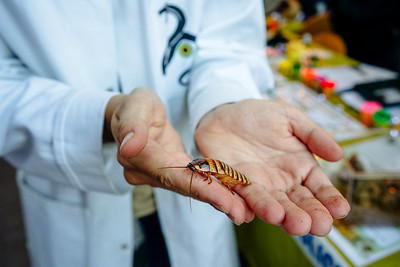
0;1;274;266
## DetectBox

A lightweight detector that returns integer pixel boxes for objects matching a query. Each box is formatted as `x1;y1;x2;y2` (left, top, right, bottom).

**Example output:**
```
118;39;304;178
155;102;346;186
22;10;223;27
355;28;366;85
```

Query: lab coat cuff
53;90;131;193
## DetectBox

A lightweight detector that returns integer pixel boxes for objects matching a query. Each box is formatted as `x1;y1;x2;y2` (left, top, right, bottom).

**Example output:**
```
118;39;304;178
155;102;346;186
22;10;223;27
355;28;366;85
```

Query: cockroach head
187;163;196;172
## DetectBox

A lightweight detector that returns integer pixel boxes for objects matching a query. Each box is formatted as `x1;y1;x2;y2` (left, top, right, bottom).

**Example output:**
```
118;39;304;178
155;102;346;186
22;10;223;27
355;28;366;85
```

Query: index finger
161;161;255;225
125;145;255;225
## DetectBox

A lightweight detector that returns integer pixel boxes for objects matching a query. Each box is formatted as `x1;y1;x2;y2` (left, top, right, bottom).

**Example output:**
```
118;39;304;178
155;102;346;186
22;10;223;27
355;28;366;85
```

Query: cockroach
162;158;251;195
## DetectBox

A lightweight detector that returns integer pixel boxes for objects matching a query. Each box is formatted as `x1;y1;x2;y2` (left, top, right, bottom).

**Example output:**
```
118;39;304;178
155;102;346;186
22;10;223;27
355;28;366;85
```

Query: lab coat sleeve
0;37;131;194
188;0;274;133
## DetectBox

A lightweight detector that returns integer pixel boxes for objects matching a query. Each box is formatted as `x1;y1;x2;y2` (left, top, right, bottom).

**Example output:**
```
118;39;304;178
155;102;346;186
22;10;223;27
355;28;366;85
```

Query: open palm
195;99;350;236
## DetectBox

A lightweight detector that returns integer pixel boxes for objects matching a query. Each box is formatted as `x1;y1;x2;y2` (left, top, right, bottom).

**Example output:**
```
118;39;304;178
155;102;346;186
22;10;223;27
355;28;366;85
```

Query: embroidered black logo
159;4;196;86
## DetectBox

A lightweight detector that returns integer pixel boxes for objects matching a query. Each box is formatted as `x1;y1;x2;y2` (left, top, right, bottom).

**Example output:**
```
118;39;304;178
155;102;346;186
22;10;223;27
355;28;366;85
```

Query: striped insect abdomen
203;158;250;185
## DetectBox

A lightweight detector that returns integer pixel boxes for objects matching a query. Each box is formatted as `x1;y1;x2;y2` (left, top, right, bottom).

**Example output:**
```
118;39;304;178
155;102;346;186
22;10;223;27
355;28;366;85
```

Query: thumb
119;119;149;158
288;106;343;162
112;92;155;158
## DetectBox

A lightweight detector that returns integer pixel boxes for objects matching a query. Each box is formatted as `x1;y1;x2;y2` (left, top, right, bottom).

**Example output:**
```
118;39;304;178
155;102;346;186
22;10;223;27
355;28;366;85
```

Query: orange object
300;67;318;87
312;31;347;55
300;67;318;79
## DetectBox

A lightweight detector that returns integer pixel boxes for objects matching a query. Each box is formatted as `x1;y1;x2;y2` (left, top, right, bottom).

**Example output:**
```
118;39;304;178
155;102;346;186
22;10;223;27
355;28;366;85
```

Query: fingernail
120;132;134;149
229;215;241;226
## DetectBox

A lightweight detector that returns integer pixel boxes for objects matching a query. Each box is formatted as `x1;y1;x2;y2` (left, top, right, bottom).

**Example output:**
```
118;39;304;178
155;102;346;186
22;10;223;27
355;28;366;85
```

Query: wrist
196;102;235;131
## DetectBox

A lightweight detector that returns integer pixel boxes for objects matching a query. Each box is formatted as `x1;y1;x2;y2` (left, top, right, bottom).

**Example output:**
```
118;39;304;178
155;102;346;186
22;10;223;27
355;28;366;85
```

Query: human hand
106;87;189;191
105;88;253;218
194;99;350;236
